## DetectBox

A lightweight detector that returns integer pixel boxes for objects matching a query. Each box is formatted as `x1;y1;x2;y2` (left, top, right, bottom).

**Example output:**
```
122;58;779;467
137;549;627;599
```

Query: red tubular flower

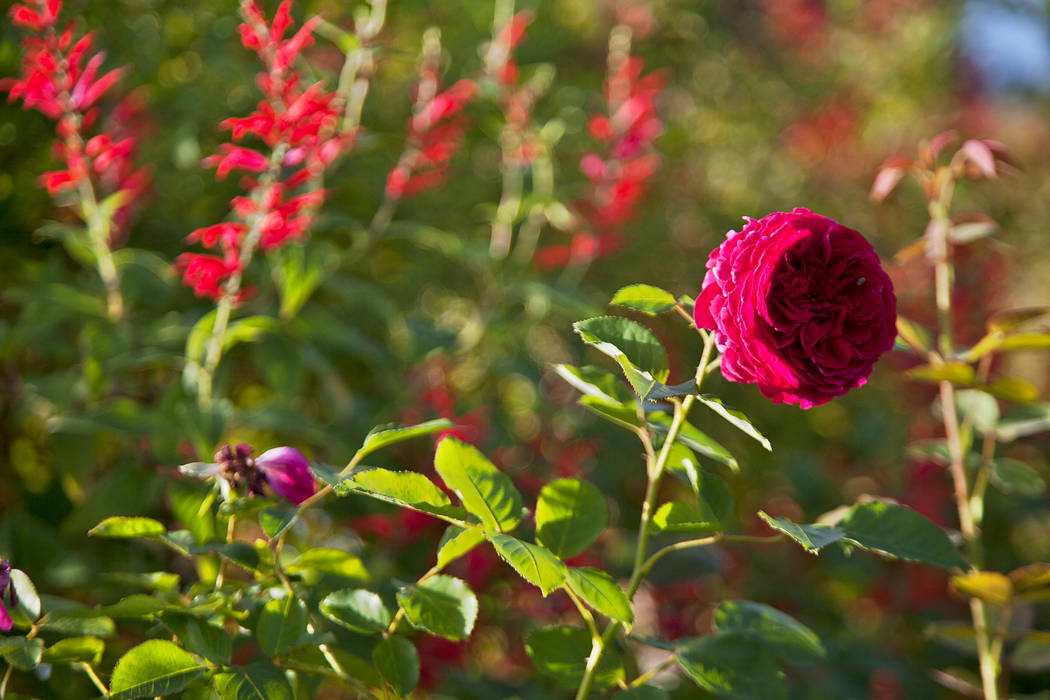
383;31;477;202
179;0;354;301
536;44;664;269
3;0;148;241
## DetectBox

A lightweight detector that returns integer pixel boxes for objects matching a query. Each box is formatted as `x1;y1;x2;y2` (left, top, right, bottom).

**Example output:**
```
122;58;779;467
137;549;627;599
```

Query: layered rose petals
694;208;897;408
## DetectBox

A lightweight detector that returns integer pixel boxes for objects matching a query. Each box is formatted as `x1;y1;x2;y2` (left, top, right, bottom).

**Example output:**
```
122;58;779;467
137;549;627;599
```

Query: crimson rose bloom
694;208;896;408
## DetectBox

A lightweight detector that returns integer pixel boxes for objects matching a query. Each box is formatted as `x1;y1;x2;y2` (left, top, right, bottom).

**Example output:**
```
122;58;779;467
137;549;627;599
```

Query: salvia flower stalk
3;0;149;321
178;0;353;405
535;24;663;270
369;28;477;240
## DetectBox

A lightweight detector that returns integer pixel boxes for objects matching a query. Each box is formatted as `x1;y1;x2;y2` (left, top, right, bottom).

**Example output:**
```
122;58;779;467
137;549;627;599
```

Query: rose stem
574;332;716;700
928;167;999;700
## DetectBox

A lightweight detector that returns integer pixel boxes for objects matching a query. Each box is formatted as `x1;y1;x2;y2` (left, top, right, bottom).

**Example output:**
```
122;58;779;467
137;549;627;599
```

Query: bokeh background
3;0;1050;697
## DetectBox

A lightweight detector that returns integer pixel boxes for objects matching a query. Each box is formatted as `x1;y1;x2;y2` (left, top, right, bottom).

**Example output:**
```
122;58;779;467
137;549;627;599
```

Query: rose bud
255;447;317;505
694;208;896;408
0;560;16;632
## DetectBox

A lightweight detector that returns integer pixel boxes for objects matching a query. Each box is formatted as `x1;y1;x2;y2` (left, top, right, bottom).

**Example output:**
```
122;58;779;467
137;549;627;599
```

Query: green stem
575;334;715;700
928;175;998;700
79;662;109;697
195;144;288;407
629;656;676;688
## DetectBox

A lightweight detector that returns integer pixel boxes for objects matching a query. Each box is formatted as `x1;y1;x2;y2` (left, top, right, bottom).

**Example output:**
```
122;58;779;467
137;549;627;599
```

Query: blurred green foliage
3;0;1050;697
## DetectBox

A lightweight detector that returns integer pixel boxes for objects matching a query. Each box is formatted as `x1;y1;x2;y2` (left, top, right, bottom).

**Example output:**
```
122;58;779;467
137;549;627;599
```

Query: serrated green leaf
436;526;486;569
373;636;419;696
357;419;456;460
98;594;174;619
610;284;678;315
554;364;634;404
256;596;308;657
650;412;738;471
260;507;297;540
982;377;1040;403
526;625;623;689
345;468;465;520
956;390;1000;433
643;379;699;402
488;533;566;596
651;501;721;534
1011;632;1050;673
951;572;1012;605
320;589;391;634
435;437;522;532
88;516;166;539
697;395;772;451
998;332;1050;352
579;395;643;429
677;634;786;700
160;613;231;666
3;569;37;630
896;316;933;353
758;511;845;553
397;575;478;641
286;548;369;584
838;502;966;568
574;316;669;382
109;640;205;699
906;362;976;385
0;637;43;671
990;458;1046;497
988;306;1050;333
222;315;279;353
535;478;608;558
997;403;1050;442
713;601;824;665
214;660;293;700
41;636;104;665
565;567;633;625
38;609;115;637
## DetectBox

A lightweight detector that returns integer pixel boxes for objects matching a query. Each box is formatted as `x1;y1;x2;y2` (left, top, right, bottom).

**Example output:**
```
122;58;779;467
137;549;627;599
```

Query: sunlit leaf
535;478;608;558
435;437;523;532
610;284;678;315
109;640;205;699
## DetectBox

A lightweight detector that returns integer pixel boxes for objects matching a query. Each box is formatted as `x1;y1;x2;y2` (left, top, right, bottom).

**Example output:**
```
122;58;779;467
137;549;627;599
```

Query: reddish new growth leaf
2;0;149;240
384;30;478;201
177;0;354;301
536;41;664;270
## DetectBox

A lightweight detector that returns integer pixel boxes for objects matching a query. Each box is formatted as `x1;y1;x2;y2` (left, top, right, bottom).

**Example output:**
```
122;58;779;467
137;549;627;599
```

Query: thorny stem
575;333;716;700
196;143;289;407
928;169;999;700
0;665;11;699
